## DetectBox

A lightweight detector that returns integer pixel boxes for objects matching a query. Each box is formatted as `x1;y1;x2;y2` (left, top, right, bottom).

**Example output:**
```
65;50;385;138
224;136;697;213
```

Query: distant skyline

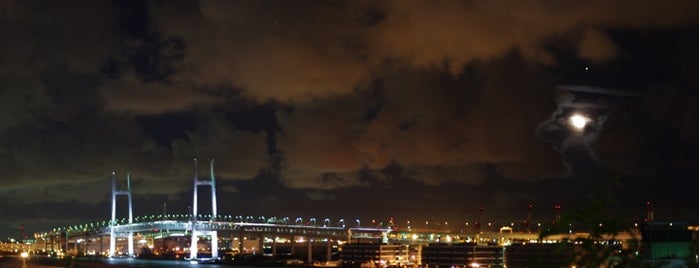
1;1;699;239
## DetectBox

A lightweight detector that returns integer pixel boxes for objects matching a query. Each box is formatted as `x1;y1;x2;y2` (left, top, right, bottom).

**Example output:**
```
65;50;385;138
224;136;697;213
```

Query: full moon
569;114;590;130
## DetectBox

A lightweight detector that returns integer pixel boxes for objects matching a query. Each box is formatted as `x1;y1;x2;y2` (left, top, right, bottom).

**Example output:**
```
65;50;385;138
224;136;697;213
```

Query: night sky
1;1;699;239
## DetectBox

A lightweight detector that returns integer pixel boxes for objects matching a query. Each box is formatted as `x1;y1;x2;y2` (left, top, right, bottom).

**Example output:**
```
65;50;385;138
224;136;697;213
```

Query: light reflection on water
90;258;288;268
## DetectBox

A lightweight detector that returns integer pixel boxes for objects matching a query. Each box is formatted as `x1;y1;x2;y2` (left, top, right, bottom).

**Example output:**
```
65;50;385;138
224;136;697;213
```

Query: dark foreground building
505;243;574;268
421;243;504;267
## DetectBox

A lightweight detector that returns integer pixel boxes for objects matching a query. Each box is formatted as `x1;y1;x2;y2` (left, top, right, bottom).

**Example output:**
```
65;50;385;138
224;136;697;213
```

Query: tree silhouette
539;175;648;267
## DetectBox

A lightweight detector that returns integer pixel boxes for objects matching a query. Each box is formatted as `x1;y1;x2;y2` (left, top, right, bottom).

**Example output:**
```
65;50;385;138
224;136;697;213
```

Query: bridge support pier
272;237;277;257
290;236;295;255
128;232;134;257
109;230;115;257
326;239;332;262
109;172;133;257
85;236;91;255
258;235;264;254
212;232;219;259
190;230;198;259
238;233;244;253
307;238;312;264
189;159;219;260
190;230;219;259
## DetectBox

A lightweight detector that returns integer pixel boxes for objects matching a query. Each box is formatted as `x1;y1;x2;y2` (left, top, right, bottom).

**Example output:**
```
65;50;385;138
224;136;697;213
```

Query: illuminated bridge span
35;159;578;263
34;159;409;261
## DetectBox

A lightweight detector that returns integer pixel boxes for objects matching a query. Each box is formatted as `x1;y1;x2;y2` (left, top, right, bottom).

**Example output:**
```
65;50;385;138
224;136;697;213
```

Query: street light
21;252;29;268
356;218;361;227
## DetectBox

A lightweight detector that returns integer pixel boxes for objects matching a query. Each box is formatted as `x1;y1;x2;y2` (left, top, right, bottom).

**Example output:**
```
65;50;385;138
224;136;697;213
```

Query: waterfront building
339;243;417;267
641;221;692;267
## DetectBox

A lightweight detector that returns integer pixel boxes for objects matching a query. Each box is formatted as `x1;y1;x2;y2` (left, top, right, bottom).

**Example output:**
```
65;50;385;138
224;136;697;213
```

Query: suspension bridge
32;159;466;262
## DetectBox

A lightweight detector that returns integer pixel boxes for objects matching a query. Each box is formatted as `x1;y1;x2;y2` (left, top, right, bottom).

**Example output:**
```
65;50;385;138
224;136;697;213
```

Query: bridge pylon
190;158;219;260
109;172;134;257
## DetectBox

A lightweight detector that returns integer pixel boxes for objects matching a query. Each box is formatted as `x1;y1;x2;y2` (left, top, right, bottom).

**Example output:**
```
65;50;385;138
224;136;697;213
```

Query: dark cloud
577;28;618;63
593;88;699;176
100;72;223;114
277;57;569;189
148;0;699;102
2;0;699;238
141;0;699;189
277;95;374;189
358;59;570;182
592;110;656;176
583;29;699;177
0;1;116;132
150;0;376;102
373;0;699;72
0;1;270;207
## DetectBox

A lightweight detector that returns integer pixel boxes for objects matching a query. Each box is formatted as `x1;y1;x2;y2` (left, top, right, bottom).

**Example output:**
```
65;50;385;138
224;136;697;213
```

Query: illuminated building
339;243;416;267
641;221;692;266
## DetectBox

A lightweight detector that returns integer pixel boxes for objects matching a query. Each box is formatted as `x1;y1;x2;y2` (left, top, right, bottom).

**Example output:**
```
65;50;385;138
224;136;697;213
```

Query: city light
21;252;28;268
17;146;670;267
